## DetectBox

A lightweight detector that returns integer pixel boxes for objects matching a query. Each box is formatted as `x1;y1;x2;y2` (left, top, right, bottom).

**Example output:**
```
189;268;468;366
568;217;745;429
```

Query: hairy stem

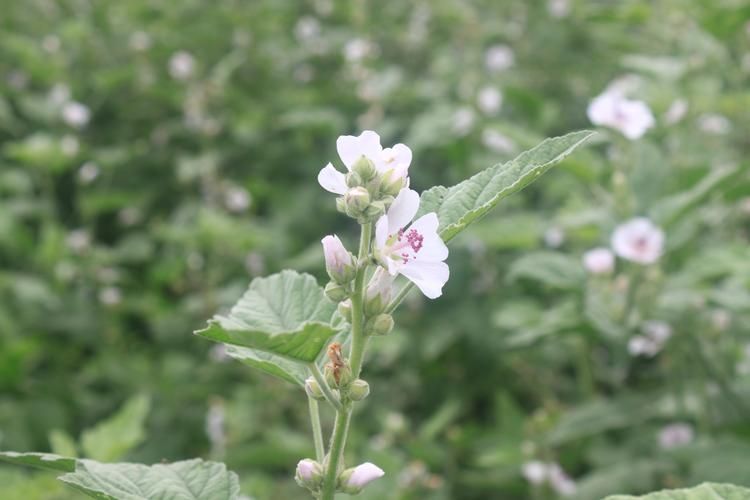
320;222;371;500
309;363;343;412
308;396;325;462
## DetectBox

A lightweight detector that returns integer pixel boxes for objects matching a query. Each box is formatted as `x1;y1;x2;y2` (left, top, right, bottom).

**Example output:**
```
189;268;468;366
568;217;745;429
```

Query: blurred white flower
629;320;672;357
521;461;547;484
78;162;99;184
42;35;61;53
245;252;265;276
295;16;320;42
544;226;565;248
62;101;90;128
224;186;251;213
209;344;230;362
583;247;615;274
548;0;571;18
643;320;672;344
485;44;515;73
698;113;731;135
658;423;694;449
664;99;688;125
205;399;226;456
627;335;661;357
453;107;476;136
98;286;122;306
169;51;195;80
611;217;664;264
344;38;372;62
477;86;503;115
481;129;515;153
129;31;152;52
587;90;654;140
49;83;71;106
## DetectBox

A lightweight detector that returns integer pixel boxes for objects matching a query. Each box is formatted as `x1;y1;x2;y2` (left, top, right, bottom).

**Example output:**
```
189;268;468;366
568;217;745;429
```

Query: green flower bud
345;170;363;188
348;379;370;401
344;187;371;217
337;299;353;322
335;197;347;213
324;281;349;302
295;458;324;491
367;313;394;336
304;377;324;400
324;360;352;389
363;200;385;221
364;270;394;317
352;155;378;182
380;167;407;197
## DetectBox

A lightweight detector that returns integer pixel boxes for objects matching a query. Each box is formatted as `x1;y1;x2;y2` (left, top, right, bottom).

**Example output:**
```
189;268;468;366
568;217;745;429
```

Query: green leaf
81;394;151;462
604;482;750;500
416;130;595;241
506;251;585;290
59;459;240;500
49;430;79;458
0;451;76;473
225;345;308;386
195;270;340;363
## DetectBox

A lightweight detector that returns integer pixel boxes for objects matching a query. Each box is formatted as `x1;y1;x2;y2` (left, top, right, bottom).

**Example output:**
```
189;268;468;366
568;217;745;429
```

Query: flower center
388;227;424;263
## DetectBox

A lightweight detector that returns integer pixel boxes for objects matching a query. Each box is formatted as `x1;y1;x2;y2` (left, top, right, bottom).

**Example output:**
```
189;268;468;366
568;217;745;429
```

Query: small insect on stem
326;342;346;385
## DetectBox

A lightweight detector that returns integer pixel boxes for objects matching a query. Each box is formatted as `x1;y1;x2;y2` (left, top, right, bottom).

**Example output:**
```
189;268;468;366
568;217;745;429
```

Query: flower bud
352;155;378;182
304;377;324;400
338;462;385;494
337;299;353;322
362;200;386;221
325;281;349;302
335;196;347;213
364;270;394;316
324;360;352;389
321;235;356;284
295;458;323;490
348;379;370;401
345;170;363;188
367;313;394;336
380;166;408;197
344;187;371;216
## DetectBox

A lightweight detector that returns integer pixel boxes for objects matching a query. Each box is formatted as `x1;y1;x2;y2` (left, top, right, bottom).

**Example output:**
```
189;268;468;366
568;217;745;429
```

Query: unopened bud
325;281;349;302
368;313;394;336
345;170;363;188
348;379;370;401
304;377;324;400
337;299;353;322
295;458;323;490
321;235;356;284
363;200;385;221
338;462;385;494
380;166;408;197
344;187;370;216
352;155;378;182
324;361;352;389
335;197;347;213
365;270;394;316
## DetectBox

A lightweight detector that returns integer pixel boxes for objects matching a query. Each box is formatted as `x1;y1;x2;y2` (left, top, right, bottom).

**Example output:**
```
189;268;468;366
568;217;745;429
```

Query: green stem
320;223;372;500
308;396;325;462
385;281;414;314
309;363;343;412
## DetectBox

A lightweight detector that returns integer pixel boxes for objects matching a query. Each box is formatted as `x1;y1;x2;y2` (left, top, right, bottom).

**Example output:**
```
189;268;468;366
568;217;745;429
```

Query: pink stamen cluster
391;228;424;263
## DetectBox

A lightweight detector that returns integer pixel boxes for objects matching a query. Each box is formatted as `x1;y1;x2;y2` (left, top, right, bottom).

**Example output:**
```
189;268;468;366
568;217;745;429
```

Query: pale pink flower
485;44;515;73
477;86;503;115
587;90;654;139
321;235;355;283
521;461;547;484
583;247;615;274
611;217;664;264
347;462;384;488
296;459;318;481
658;423;694;449
374;189;449;299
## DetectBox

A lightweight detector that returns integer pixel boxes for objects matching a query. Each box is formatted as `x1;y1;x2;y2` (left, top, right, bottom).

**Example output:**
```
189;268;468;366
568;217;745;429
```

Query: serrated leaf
604;482;750;500
81;394;150;462
195;270;340;363
0;451;76;473
416;130;595;241
225;345;308;386
59;458;240;500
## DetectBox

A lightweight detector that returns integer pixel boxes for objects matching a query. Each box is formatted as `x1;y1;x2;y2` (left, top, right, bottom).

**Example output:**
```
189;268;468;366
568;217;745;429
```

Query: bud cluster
362;269;394;336
337;155;404;223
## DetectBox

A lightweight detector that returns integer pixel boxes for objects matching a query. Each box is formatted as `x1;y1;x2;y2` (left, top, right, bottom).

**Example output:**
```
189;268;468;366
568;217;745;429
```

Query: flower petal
358;130;383;163
391;143;412;168
375;214;389;251
409;212;448;261
318;163;348;194
387;188;420;235
399;260;449;299
336;131;382;169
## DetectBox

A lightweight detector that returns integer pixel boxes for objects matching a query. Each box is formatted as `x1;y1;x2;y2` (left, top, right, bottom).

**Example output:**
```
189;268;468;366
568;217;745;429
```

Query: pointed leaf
604;482;750;499
195;270;340;363
0;451;76;473
225;345;308;386
81;394;150;462
416;130;595;241
59;458;240;500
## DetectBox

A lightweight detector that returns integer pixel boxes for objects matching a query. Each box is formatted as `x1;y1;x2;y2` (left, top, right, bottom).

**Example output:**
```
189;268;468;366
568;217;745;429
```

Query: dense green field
1;1;749;498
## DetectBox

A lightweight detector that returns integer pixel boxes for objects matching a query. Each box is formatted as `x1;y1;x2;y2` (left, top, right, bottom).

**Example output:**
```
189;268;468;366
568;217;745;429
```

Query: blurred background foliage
1;0;749;498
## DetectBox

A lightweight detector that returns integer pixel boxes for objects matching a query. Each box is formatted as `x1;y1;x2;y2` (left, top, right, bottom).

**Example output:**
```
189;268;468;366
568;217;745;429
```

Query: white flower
477;86;503;115
453;107;475;136
611;217;664;264
317;130;412;195
548;0;571;17
664;99;688;125
169;51;195;80
544;226;565;248
521;461;547;484
78;162;99;184
344;38;372;62
628;321;671;357
628;335;660;357
98;286;122;306
62;101;90;128
374;188;449;299
66;229;90;253
346;462;385;489
295;16;320;42
547;464;577;496
321;235;355;283
583;247;615;274
698;113;731;135
643;320;672;344
658;423;694;449
224;186;251;213
587;90;655;140
485;44;515;73
481;129;515;154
